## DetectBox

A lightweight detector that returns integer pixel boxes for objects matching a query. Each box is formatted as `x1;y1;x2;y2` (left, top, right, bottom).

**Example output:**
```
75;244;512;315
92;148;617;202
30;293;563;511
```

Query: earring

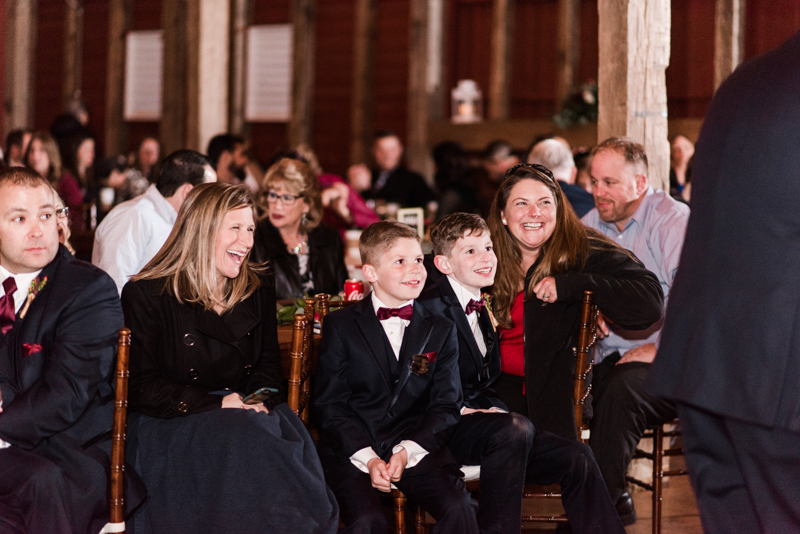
301;212;308;226
502;218;507;224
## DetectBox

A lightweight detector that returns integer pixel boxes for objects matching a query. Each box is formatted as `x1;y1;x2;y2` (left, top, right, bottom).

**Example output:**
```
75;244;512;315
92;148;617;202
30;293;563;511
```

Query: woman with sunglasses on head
488;163;664;440
252;158;348;300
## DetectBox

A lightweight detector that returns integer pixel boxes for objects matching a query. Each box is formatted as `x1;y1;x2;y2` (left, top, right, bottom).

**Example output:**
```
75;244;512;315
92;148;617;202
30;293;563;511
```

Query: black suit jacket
0;245;144;531
365;167;435;208
649;31;800;431
314;295;462;486
120;272;285;418
419;276;505;410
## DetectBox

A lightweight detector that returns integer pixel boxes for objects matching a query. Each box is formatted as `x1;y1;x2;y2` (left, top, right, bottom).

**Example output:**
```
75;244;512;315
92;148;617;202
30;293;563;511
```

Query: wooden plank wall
17;0;800;173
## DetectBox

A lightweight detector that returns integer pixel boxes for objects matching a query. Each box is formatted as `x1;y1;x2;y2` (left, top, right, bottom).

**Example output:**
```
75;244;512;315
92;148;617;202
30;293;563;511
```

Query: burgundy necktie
377;305;413;321
465;298;485;315
0;277;17;335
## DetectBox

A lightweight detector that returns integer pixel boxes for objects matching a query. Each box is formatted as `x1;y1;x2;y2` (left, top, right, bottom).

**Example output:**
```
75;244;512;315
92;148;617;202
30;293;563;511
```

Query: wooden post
3;0;36;135
406;0;445;179
63;0;84;110
229;0;252;136
349;0;376;166
196;0;230;152
714;0;745;91
105;0;130;156
288;0;316;148
488;0;513;121
161;0;189;156
597;0;671;191
556;0;579;109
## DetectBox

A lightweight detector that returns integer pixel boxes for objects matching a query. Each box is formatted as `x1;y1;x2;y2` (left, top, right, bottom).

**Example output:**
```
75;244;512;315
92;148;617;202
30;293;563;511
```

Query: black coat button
183;333;195;346
177;401;189;413
188;369;199;379
387;411;394;419
244;364;253;375
380;442;387;450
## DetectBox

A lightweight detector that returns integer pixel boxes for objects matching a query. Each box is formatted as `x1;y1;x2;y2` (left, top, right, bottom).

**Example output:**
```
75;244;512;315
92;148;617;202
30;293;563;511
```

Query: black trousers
447;411;534;534
589;355;677;503
333;461;479;534
492;374;625;534
678;404;800;534
0;445;106;534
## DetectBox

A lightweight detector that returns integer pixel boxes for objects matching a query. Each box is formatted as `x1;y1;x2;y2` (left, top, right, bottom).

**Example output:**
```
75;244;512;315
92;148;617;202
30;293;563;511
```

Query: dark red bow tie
0;276;17;335
377;305;413;321
465;298;485;315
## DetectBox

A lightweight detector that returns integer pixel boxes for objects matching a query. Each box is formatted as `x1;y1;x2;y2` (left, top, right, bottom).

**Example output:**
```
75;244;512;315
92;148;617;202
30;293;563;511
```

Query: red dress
499;291;525;377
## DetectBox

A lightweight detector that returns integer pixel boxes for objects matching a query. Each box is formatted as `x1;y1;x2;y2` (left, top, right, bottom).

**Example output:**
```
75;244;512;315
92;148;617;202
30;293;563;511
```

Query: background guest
253;158;347;300
207;133;259;192
122;182;338;533
432;141;478;220
474;139;520;217
669;134;694;202
528;138;595;218
4;129;31;168
59;128;95;230
487;163;664;440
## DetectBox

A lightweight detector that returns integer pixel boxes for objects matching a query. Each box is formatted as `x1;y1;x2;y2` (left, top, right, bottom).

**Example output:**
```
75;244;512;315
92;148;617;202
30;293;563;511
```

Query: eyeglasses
265;191;303;206
505;163;556;182
56;207;69;219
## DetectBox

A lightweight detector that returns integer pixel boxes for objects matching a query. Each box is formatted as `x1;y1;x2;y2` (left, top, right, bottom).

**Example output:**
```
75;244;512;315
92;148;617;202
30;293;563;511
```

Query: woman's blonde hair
24;131;62;183
133;182;264;312
488;164;604;328
258;158;322;233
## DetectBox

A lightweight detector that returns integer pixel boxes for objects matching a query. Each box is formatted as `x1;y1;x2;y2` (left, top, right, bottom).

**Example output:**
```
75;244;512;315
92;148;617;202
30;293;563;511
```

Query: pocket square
22;343;42;357
411;352;437;376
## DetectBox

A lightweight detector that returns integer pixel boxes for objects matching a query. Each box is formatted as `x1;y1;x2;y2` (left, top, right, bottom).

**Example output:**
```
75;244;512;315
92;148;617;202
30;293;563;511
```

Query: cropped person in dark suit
357;130;435;209
252;158;348;299
420;213;624;534
315;220;478;534
122;183;337;534
649;31;800;533
0;167;144;534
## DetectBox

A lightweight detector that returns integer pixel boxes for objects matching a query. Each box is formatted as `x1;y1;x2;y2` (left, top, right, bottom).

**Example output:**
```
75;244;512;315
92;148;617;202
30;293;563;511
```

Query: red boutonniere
481;292;498;331
22;343;42;357
19;276;48;319
411;352;437;376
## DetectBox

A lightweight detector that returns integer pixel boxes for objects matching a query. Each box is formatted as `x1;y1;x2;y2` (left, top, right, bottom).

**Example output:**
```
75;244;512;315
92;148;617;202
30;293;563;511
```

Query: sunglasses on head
505;163;556;182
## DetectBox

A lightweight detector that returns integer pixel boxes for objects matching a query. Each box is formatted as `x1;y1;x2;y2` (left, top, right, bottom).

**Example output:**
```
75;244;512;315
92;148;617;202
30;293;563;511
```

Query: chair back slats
287;314;307;418
573;290;598;438
110;328;131;527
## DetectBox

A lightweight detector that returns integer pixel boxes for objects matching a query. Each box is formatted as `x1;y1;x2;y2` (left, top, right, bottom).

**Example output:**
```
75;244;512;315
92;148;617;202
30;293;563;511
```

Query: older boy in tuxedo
0;167;143;533
420;213;624;534
315;220;478;534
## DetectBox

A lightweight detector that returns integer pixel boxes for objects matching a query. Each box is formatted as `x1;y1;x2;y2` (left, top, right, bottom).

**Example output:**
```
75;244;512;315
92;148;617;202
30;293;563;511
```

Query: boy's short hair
360;220;419;265
429;213;489;257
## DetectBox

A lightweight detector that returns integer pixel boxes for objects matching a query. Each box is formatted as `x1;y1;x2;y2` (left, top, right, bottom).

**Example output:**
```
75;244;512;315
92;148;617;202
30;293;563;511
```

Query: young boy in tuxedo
420;213;625;534
314;220;478;534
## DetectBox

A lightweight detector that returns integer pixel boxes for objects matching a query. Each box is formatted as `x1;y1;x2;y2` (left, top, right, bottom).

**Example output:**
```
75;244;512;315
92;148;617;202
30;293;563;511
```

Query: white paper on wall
124;30;163;121
245;24;293;122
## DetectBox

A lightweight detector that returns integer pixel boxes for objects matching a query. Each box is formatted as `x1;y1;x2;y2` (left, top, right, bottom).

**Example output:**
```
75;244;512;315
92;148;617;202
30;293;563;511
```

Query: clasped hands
221;392;269;414
368;448;408;492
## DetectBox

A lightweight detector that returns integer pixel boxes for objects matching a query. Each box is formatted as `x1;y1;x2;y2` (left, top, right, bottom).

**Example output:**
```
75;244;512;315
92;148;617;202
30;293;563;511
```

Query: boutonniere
19;276;48;319
481;292;498;331
22;343;43;357
411;352;437;376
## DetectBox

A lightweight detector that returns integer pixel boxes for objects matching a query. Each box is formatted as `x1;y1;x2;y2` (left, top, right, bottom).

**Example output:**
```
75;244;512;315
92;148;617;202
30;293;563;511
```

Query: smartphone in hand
241;387;279;405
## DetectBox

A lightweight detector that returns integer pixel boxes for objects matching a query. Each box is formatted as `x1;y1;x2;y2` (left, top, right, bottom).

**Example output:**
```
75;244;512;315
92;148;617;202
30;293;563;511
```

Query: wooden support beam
349;0;376;166
406;0;445;178
3;0;36;135
161;0;189;156
288;0;316;148
488;0;513;121
63;0;84;109
598;0;671;191
105;0;130;156
556;0;579;109
714;0;745;91
229;0;252;136
196;0;230;152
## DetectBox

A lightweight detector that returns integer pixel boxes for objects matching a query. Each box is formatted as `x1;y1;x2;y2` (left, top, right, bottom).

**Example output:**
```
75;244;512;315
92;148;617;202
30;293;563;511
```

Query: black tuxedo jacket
365;167;435;208
0;245;144;531
650;31;800;431
314;295;462;486
419;276;505;410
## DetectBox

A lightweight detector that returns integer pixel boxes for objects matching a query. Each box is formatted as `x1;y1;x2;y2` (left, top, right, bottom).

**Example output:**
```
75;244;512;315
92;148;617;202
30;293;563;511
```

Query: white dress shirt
92;184;178;295
0;266;43;449
349;293;428;474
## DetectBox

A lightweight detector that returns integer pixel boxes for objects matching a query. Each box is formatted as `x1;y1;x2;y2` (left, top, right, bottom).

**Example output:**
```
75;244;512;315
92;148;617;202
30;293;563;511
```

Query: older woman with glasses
487;163;664;440
253;158;348;300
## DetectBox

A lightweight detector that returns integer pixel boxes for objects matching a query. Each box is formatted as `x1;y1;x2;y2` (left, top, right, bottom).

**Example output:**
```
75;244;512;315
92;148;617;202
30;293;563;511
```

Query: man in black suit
360;130;435;209
315;220;478;534
0;168;143;533
648;31;800;532
420;213;624;534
